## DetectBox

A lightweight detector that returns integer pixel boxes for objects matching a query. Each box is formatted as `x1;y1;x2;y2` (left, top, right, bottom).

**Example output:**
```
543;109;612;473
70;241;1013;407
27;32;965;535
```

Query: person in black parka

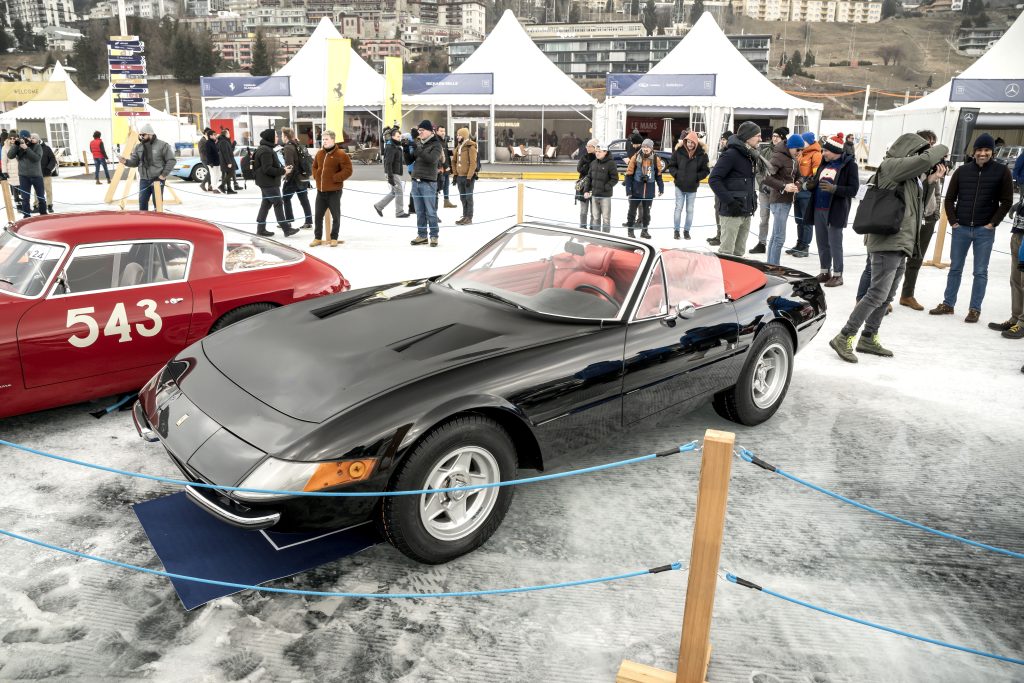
667;131;709;240
252;128;297;238
575;139;597;229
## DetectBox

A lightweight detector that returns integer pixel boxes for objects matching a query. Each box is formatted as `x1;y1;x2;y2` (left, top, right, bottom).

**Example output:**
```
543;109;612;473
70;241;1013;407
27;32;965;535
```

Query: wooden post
1;180;15;223
617;429;736;683
516;181;524;223
118;167;138;210
105;130;139;205
154;181;164;212
923;208;950;269
324;210;332;239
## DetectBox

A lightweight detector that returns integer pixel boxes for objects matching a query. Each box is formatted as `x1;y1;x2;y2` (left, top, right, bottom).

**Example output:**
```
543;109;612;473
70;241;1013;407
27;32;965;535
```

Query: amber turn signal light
303;459;377;492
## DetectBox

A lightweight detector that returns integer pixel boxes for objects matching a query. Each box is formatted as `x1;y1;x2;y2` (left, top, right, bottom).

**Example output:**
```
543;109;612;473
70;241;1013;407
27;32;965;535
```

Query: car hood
199;281;596;423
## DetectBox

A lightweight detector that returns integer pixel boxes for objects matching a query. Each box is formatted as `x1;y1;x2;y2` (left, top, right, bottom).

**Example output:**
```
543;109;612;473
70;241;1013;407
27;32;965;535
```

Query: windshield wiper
461;287;525;310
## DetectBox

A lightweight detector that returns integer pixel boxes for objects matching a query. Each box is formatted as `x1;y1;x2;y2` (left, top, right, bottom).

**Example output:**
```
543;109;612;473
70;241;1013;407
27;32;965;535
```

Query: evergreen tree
805;51;815;66
792;49;803;67
171;30;197;81
689;0;705;24
250;31;271;76
881;0;900;19
630;0;641;19
926;74;933;88
194;30;220;79
642;0;657;35
69;25;104;85
0;25;10;52
605;0;614;13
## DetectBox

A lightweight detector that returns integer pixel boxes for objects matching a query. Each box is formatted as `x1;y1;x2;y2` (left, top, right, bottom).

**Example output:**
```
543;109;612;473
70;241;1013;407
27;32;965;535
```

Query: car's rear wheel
713;324;794;426
209;303;276;333
382;415;516;564
191;164;209;183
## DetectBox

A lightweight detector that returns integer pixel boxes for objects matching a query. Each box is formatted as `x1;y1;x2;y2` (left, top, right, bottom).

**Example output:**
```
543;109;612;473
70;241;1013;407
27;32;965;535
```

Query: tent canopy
405;10;596;108
607;12;821;112
1;62;99;120
204;17;384;110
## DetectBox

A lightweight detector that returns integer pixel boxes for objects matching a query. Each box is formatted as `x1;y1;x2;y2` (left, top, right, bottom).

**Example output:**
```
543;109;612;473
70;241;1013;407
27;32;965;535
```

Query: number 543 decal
66;300;162;348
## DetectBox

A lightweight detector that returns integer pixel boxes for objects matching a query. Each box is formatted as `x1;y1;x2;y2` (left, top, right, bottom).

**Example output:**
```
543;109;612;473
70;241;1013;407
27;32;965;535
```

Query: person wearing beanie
668;131;709;239
584;142;620;232
7;130;46;218
929;132;1014;323
761;133;804;265
118;123;175;211
707;130;735;246
310;130;353;246
624;138;665;239
576;138;598;229
786;131;822;257
409;120;444;246
708;121;762;256
451;126;478;225
800;132;858;287
830;133;947;363
251;128;296;238
621;132;646;229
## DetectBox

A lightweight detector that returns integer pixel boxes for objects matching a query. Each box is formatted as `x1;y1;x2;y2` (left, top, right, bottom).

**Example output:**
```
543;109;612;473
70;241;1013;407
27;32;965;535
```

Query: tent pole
489;102;495;164
859;84;870;144
540;105;545;153
446;104;452;136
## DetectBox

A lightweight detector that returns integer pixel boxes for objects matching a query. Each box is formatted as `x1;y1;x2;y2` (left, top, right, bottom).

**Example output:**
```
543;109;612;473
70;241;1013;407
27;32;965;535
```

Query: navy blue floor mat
133;492;380;610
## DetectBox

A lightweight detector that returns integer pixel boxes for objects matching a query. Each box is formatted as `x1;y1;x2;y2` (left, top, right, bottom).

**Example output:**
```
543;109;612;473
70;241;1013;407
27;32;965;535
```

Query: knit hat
973;133;995;151
786;133;806;149
18;129;30;138
802;131;817;145
641;138;654;149
139;124;155;135
417;119;434;132
822;132;845;154
773;126;790;138
721;130;734;140
736;121;761;142
260;128;275;144
630;132;644;145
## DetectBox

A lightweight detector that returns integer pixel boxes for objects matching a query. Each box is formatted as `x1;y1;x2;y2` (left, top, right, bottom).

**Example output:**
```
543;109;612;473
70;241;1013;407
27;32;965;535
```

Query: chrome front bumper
132;401;159;442
185;485;281;530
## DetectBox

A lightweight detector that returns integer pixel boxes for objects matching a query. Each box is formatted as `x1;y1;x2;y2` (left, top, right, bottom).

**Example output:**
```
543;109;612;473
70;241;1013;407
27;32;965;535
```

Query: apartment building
6;0;76;27
244;6;310;37
87;0;177;19
742;0;882;22
955;25;1005;54
438;0;486;39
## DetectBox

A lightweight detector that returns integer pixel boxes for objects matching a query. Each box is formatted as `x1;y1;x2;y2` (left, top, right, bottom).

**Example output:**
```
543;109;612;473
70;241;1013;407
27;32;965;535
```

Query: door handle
165;297;184;304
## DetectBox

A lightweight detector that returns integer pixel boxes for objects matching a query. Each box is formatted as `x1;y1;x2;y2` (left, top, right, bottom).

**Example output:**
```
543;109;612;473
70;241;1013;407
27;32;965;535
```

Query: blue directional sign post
949;78;1024;103
107;35;149;140
605;74;717;97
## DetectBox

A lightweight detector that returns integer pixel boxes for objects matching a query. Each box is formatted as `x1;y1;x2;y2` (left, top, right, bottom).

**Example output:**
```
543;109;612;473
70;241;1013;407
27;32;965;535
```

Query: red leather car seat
562;248;616;298
720;259;767;300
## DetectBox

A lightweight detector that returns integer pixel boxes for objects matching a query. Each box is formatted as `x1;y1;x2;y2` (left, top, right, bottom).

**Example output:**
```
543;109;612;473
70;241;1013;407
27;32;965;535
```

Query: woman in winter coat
624;139;666;239
761;134;804;265
575;139;597;229
583;143;620;233
802;132;860;287
451;127;478;225
667;131;709;240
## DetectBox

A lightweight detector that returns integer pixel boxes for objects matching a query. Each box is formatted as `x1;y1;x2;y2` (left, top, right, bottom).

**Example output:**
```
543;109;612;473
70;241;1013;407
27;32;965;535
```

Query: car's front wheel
713;324;794;426
191;164;209;183
382;416;516;564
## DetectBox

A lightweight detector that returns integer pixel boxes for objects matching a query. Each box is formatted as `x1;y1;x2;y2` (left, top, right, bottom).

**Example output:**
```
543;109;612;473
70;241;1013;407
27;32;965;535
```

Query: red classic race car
0;212;349;418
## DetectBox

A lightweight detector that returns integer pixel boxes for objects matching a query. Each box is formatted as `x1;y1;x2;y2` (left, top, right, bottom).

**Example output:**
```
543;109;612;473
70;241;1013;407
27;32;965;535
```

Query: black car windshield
441;227;647;320
0;230;66;297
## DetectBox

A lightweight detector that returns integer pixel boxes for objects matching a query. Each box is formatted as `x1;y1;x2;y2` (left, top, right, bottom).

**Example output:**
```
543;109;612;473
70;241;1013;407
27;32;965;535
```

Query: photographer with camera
6;129;47;218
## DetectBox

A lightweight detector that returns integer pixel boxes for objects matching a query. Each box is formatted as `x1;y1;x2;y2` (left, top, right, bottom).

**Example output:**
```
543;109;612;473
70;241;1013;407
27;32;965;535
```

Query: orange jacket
798;142;821;180
312;145;353;192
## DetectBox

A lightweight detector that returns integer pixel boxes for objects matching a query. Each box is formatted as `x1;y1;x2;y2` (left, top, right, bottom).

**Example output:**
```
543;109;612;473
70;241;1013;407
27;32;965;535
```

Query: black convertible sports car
134;224;826;563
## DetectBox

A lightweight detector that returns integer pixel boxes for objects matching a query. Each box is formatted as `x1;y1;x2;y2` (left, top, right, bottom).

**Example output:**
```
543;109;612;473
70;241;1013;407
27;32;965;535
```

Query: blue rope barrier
724;572;1024;666
0;439;698;498
737;448;1024;560
170;183;516;201
0;527;683;599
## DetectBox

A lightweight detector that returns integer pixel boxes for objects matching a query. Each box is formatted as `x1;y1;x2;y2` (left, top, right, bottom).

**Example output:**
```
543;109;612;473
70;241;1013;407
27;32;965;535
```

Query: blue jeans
411;179;439;237
767;203;790;265
793;190;812;247
943;225;996;311
93;158;110;181
138;178;165;211
18;176;46;217
439;172;450;200
673;188;696;233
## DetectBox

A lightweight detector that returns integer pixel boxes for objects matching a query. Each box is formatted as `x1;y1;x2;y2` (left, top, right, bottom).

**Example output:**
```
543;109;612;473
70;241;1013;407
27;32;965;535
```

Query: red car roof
11;211;223;246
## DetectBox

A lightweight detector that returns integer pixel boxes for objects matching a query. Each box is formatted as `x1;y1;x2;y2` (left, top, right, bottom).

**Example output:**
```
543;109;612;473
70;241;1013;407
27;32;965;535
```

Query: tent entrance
451;118;490;162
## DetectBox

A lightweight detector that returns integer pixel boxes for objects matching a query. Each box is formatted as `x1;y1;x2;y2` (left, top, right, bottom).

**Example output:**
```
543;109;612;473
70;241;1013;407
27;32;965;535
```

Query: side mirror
676;300;696;320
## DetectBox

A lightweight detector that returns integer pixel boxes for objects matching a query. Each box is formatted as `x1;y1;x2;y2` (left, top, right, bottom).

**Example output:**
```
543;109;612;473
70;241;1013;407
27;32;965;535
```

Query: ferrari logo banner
0;81;67;101
325;38;351;138
384;56;402;130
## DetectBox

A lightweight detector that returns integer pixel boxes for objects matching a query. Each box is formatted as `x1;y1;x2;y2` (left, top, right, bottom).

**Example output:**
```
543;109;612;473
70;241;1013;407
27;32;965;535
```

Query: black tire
382;415;516;564
713;324;794;426
209;303;276;333
190;164;209;183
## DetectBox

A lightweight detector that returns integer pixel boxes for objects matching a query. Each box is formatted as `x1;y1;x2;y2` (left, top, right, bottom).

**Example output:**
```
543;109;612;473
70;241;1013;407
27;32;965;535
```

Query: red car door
17;240;195;389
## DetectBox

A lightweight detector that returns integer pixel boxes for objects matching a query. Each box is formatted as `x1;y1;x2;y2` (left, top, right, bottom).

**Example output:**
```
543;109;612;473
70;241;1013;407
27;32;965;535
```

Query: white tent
404;10;597;162
598;12;822;155
869;11;1024;167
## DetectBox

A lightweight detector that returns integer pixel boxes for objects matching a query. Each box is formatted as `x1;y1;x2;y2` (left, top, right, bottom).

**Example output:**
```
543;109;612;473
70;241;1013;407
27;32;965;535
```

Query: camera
929;157;950;175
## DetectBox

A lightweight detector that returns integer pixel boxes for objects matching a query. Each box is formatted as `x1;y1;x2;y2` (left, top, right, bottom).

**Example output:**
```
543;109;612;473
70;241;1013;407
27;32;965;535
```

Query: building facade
955;25;1006;55
7;0;76;26
741;0;881;22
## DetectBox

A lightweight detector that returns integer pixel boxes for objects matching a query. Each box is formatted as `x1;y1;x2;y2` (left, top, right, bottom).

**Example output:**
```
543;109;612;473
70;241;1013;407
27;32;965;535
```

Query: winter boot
628;229;636;238
707;236;721;246
824;275;844;287
410;236;429;246
443;200;457;209
829;333;858;364
929;303;954;315
256;229;274;237
640;229;651;239
965;309;980;323
988;319;1015;331
674;230;681;240
899;296;924;311
1001;323;1024;339
309;239;323;247
684;231;691;240
749;242;766;254
430;238;439;247
856;333;894;357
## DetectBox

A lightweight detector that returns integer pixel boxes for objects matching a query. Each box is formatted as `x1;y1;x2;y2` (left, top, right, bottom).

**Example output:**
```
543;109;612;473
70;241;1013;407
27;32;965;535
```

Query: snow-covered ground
0;175;1021;682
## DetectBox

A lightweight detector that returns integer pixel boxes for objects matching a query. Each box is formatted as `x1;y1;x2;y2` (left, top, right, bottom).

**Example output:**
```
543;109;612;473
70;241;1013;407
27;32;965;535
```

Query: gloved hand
821;183;837;194
803;179;817;192
727;199;744;214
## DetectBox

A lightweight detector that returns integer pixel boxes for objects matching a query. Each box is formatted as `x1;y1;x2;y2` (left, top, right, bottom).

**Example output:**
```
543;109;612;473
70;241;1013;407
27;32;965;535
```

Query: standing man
203;128;221;194
624;138;664;239
310;130;353;247
409;120;443;247
7;131;46;218
929;134;1014;323
38;136;57;213
281;127;313;230
897;130;946;311
575;138;598;229
804;132;859;287
452;126;478;226
844;133;856;158
89;131;110;184
252;128;297;238
786;131;821;257
216;129;237;194
1013;149;1024;198
707;130;733;246
667;131;709;240
830;133;948;363
374;127;409;219
708;122;761;257
583;142;619;232
622;132;644;230
990;198;1024;339
762;133;804;265
436;125;456;209
753;127;787;253
118;124;174;212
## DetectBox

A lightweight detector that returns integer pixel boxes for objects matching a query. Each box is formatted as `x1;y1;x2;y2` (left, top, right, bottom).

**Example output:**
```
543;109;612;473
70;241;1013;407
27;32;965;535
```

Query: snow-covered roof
608;12;821;111
0;62;91;119
204;17;383;110
405;10;596;108
877;11;1024;116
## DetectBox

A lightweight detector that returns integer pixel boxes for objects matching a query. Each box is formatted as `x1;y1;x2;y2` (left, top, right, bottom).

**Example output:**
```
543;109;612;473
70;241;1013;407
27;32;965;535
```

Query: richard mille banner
402;73;494;95
605;74;716;97
325;38;351;137
200;76;290;98
949;78;1024;103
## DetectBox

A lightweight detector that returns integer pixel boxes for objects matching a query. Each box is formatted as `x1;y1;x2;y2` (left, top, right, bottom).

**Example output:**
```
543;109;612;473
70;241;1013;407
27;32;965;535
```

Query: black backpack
240;148;254;180
852;173;905;236
294;141;313;179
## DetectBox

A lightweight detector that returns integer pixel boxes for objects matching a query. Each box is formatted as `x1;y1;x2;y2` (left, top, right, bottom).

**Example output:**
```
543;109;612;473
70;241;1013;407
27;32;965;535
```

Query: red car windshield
0;230;65;297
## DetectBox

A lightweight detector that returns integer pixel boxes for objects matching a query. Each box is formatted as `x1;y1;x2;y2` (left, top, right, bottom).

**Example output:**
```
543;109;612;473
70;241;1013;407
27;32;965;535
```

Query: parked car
607;139;674;170
171;155;243;183
134;223;826;564
0;213;348;418
994;145;1022;168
